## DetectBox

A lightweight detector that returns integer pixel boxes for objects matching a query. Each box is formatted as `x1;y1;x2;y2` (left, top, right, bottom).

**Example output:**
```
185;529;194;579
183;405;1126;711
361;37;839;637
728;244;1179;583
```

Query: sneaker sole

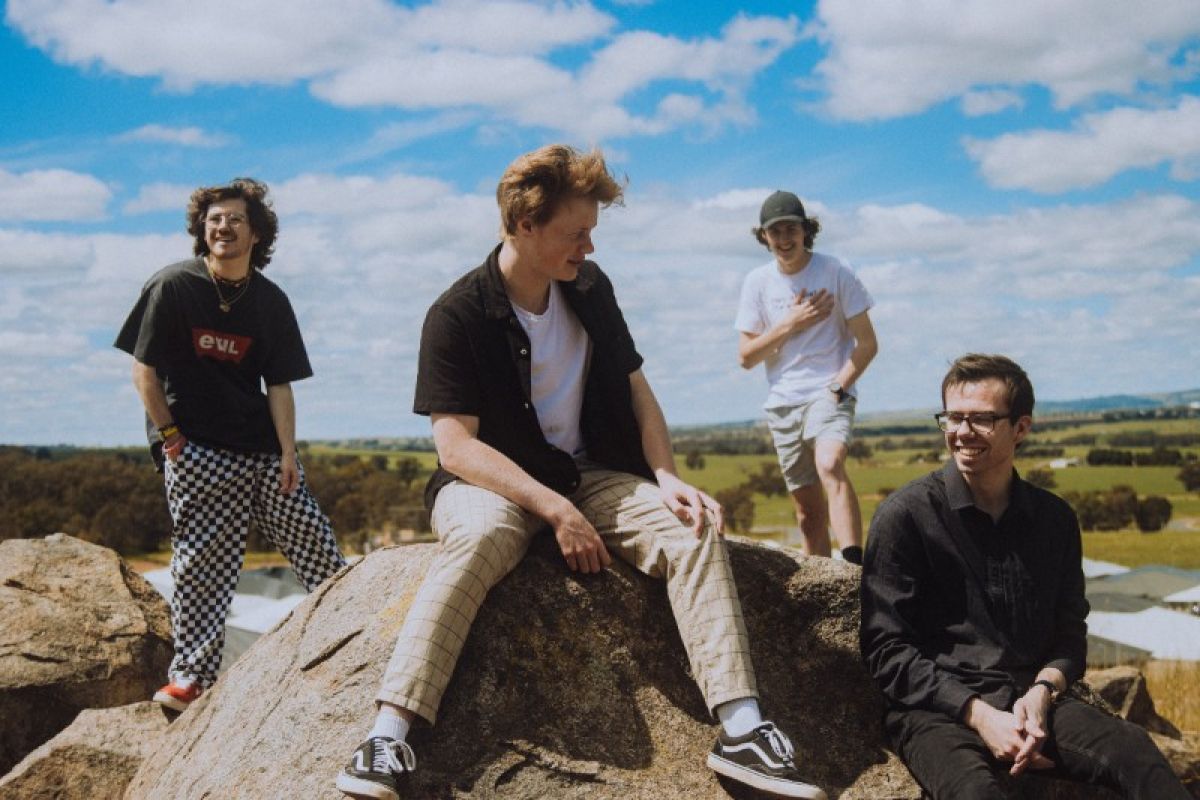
152;690;193;713
335;772;399;800
707;753;827;800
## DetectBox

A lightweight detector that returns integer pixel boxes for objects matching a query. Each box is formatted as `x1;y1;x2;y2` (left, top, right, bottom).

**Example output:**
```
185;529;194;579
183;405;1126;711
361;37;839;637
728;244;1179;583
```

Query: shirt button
519;348;528;356
523;402;531;410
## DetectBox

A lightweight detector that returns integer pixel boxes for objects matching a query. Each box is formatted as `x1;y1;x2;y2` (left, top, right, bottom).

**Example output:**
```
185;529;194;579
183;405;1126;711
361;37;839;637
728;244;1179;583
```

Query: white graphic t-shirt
734;252;873;410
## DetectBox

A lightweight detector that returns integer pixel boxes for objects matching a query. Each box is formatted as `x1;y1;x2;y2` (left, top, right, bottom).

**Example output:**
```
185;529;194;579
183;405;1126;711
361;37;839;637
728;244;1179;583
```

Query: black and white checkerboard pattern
163;442;346;687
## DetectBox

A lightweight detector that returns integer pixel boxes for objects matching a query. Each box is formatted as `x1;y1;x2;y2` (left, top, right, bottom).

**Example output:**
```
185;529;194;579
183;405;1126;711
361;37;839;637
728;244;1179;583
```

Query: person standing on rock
734;190;877;565
115;178;346;712
860;354;1189;799
335;145;826;800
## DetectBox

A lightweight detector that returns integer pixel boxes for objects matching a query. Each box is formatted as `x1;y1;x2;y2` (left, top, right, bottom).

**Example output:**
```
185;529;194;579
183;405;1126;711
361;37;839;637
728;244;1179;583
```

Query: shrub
1135;496;1172;532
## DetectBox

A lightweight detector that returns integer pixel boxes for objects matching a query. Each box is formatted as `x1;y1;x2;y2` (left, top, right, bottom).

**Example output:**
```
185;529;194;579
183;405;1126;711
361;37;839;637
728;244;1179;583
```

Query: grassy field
306;417;1200;568
1142;660;1200;732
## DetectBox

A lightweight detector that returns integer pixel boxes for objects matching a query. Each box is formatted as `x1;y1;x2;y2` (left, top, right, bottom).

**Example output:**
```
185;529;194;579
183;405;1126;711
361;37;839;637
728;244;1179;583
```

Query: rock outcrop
0;701;170;799
1085;665;1182;737
0;534;172;775
122;536;1196;799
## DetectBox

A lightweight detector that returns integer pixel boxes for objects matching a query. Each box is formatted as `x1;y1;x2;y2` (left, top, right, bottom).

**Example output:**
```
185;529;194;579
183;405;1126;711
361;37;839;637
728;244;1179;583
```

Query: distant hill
1039;389;1200;414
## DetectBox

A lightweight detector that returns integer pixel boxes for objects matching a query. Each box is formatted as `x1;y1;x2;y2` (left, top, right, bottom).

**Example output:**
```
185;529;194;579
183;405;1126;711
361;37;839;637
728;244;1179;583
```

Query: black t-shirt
114;257;313;458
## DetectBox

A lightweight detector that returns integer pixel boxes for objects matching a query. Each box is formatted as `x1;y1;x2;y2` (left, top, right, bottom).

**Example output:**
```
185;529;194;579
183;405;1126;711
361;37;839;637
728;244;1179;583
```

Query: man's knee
813;446;849;483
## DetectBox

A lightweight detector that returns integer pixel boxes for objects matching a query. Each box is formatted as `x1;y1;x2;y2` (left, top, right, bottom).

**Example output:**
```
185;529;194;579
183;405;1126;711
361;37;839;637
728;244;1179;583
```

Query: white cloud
964;95;1200;193
0;168;111;222
0;228;96;272
3;172;1198;443
8;0;795;140
809;0;1200;121
123;182;194;215
115;124;233;148
960;89;1023;117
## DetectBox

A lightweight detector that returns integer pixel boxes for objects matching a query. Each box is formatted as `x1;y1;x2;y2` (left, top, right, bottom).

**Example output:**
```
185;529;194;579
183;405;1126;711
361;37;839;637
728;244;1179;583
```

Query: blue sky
3;0;1199;446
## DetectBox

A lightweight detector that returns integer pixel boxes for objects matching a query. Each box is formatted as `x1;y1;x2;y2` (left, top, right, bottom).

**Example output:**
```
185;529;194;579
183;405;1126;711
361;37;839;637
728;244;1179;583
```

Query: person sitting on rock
335;145;826;800
114;178;346;712
860;353;1189;799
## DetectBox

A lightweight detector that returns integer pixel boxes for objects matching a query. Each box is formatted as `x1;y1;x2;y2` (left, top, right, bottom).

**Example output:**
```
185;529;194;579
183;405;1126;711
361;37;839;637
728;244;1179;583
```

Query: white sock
716;697;764;738
369;708;411;742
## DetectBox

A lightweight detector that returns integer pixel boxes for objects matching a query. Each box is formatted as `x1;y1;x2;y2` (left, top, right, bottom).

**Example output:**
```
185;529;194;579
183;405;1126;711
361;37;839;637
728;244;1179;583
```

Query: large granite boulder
123;537;1194;799
0;534;172;776
0;702;169;799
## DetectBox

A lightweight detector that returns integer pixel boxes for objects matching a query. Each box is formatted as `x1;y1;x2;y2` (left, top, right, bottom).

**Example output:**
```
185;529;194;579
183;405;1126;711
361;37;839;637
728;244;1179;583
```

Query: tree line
0;446;429;556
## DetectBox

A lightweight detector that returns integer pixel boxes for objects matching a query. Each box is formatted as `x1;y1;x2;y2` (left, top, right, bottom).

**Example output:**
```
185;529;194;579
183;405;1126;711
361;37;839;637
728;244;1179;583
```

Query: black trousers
885;697;1188;800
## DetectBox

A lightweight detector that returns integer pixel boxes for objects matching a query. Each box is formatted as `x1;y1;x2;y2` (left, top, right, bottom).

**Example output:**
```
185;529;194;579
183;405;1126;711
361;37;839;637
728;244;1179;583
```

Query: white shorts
765;393;856;491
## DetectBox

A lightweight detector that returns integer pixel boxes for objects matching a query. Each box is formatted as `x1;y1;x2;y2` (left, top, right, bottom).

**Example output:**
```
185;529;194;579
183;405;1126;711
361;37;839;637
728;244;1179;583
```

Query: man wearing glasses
734;190;877;564
860;353;1187;798
115;178;345;713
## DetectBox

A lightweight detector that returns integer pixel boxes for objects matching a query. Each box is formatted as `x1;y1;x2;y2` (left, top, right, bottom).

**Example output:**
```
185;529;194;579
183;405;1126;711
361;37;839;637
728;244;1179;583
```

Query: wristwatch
1032;679;1059;699
828;382;846;402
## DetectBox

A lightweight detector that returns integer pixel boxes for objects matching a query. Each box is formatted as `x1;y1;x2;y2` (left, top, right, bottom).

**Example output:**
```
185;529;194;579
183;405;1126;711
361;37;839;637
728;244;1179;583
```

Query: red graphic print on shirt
192;328;253;363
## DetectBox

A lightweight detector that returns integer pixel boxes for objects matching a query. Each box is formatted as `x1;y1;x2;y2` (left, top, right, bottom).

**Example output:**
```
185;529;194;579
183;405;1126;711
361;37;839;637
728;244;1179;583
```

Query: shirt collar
480;243;598;322
941;460;1034;521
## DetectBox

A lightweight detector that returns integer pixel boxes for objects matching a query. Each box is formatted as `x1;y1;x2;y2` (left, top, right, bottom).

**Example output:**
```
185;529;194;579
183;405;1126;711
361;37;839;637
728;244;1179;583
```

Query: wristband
1032;679;1058;698
157;423;181;442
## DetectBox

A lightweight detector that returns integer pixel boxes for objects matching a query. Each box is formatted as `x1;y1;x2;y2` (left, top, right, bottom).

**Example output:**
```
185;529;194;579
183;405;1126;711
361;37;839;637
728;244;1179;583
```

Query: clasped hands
966;687;1056;776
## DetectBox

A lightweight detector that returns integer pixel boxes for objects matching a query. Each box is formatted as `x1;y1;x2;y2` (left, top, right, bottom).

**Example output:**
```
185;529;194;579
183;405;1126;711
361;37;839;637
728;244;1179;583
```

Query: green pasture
1080;531;1200;570
312;416;1199;568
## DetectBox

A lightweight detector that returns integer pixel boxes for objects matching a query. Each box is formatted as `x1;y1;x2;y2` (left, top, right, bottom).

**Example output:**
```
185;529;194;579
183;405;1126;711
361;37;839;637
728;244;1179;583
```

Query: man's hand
279;452;301;495
163;433;187;462
1010;684;1054;775
657;472;724;536
549;500;611;573
783;288;834;334
965;698;1054;774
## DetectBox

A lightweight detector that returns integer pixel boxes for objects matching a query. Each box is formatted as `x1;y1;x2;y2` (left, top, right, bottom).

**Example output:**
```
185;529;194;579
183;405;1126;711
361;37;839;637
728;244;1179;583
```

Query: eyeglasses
934;411;1012;433
205;213;248;228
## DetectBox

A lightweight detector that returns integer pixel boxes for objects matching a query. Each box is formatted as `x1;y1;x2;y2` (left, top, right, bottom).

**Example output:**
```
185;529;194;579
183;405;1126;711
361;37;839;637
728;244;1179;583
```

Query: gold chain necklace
207;263;253;312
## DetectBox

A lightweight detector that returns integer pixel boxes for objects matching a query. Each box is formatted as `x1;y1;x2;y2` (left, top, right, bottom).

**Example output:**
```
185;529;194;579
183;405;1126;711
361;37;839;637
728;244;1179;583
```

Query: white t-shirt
734;252;874;410
512;281;592;457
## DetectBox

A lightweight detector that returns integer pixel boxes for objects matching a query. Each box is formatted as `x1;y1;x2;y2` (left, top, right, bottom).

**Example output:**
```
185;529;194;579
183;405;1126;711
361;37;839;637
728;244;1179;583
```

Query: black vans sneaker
335;736;416;800
707;721;827;799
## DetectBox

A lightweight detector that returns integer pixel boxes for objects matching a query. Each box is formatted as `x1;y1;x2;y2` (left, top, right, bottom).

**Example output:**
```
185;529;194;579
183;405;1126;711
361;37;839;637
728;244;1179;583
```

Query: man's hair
186;178;279;269
497;145;624;236
941;353;1035;420
753;217;821;250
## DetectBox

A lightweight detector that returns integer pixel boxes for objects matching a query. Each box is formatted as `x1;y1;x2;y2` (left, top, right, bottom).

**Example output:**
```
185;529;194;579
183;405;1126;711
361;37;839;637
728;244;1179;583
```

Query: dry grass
1142;659;1200;733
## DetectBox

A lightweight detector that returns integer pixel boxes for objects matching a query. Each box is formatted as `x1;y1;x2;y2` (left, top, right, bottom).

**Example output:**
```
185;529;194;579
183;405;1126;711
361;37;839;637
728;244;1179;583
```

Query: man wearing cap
734;191;877;564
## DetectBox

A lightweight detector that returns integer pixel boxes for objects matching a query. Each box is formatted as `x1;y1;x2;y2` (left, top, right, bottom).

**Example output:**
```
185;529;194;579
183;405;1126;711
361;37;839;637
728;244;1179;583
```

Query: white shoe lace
759;723;796;764
374;739;417;774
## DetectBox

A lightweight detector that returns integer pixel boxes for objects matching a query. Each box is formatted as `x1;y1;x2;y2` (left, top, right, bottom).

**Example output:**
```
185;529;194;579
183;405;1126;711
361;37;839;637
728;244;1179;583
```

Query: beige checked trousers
376;467;759;724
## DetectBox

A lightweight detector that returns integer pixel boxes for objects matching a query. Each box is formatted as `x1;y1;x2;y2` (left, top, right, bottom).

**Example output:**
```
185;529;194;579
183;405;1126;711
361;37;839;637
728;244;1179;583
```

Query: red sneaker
153;681;202;712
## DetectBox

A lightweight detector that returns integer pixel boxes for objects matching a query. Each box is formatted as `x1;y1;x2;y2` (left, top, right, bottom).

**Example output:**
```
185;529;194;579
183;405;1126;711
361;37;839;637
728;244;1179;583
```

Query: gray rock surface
117;535;1195;798
0;534;172;775
0;701;170;799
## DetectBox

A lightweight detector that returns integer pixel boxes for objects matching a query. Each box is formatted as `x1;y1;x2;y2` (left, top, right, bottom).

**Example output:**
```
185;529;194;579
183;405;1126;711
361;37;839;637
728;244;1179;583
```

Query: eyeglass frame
204;212;249;228
933;410;1016;434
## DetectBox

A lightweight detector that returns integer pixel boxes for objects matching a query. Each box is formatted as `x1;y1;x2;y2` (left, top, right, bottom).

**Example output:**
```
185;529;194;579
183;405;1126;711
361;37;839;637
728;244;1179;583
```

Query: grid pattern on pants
376;468;758;724
163;441;345;687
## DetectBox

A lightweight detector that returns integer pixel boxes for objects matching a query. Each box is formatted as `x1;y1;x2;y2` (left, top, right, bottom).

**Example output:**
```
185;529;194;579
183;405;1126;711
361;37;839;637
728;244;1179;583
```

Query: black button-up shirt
413;244;654;510
860;461;1088;719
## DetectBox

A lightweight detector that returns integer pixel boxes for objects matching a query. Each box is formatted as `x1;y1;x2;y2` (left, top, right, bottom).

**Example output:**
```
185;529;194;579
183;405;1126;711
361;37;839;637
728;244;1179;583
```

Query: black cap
759;190;807;228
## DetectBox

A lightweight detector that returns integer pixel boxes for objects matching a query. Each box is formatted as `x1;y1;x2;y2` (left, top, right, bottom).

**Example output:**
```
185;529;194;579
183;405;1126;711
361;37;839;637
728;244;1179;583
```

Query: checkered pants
376;468;759;724
163;441;345;688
